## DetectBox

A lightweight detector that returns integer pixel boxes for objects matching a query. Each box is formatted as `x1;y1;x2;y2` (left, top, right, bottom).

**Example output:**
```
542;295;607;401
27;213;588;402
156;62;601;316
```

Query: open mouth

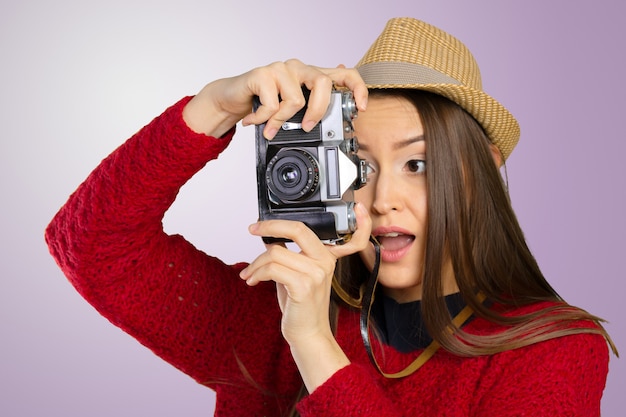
375;232;416;252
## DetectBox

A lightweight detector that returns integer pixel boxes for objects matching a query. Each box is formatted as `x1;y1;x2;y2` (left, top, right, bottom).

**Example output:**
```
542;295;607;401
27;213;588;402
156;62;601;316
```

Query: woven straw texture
357;18;520;160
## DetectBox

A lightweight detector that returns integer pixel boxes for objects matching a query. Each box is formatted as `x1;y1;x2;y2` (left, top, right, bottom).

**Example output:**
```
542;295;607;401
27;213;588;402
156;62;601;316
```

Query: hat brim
364;82;520;161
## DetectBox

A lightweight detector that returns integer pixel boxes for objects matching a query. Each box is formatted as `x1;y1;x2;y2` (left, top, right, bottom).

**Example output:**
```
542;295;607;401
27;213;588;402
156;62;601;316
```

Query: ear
489;144;504;168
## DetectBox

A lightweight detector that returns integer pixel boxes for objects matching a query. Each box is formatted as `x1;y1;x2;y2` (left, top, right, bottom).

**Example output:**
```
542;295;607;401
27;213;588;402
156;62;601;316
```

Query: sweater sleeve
44;97;295;391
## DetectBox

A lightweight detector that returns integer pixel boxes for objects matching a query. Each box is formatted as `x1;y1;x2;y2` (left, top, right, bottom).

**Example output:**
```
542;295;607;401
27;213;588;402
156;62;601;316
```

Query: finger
241;84;279;127
239;243;284;284
242;62;366;138
238;63;307;139
324;66;368;111
261;82;307;139
248;220;332;261
280;59;340;133
300;75;334;132
243;259;296;287
258;60;328;138
241;246;328;292
240;241;310;281
328;202;372;259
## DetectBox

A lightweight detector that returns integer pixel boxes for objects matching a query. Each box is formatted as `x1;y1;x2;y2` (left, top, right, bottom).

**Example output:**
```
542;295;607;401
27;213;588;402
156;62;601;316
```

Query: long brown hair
333;89;617;357
287;88;616;416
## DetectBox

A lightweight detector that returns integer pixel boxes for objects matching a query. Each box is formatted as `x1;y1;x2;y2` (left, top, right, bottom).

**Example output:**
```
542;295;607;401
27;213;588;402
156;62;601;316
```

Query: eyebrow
358;135;425;152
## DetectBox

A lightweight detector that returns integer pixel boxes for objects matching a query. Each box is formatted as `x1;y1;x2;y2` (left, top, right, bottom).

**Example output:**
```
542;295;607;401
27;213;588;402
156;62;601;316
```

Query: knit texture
46;97;609;416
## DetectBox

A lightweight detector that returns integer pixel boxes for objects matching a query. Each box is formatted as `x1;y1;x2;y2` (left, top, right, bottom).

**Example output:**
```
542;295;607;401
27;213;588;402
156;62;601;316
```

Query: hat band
357;62;462;87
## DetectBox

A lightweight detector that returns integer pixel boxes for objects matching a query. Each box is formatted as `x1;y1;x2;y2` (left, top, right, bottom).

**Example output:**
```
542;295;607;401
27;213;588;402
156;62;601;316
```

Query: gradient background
2;0;624;415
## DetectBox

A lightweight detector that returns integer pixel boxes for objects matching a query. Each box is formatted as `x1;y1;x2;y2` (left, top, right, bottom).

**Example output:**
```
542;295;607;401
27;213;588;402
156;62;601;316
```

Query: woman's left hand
239;202;371;391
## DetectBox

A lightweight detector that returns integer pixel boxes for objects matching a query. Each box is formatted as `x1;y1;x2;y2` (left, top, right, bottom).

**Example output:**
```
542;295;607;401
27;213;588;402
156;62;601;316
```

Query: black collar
371;291;468;353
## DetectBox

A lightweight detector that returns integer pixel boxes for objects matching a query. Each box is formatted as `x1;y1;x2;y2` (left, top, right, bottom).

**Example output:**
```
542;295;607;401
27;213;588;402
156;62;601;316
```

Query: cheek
354;186;372;208
410;191;428;222
407;180;428;217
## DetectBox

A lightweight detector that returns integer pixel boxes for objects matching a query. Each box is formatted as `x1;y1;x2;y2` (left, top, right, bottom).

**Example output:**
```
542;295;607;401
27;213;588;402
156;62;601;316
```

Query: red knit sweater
45;97;609;416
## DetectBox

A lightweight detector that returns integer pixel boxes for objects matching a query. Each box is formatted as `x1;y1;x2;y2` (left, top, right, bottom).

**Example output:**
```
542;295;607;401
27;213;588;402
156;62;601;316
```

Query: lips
373;227;416;262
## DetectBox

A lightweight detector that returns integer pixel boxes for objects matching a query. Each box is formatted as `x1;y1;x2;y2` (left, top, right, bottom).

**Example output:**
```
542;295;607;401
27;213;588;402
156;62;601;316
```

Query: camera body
255;88;368;244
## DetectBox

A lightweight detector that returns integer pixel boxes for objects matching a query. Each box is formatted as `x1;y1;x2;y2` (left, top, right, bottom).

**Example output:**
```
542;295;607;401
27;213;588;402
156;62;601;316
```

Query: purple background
1;0;623;415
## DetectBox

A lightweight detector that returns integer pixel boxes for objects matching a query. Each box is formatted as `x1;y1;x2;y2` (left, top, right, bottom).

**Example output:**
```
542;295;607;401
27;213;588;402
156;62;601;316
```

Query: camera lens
280;165;300;185
267;148;319;203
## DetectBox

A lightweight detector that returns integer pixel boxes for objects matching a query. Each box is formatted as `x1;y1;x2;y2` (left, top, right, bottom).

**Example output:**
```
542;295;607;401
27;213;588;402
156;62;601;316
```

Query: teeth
379;232;401;238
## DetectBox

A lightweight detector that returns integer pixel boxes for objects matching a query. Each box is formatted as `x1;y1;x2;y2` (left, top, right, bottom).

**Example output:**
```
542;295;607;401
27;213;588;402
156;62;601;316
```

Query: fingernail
302;120;316;132
248;222;259;233
264;127;277;140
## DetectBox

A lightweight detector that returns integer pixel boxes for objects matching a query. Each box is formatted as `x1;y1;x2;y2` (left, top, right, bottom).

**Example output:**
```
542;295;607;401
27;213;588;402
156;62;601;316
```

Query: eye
406;159;426;174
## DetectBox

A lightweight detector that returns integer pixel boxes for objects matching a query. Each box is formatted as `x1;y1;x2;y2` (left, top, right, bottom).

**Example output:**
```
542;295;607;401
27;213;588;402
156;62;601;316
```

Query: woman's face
354;95;455;302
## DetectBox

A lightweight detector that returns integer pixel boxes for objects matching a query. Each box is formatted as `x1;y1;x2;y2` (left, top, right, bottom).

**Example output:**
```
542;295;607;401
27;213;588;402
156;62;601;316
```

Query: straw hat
356;17;520;160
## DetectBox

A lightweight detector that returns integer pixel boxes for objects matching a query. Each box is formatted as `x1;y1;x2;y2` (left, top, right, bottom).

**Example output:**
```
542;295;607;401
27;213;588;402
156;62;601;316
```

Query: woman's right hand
182;59;368;139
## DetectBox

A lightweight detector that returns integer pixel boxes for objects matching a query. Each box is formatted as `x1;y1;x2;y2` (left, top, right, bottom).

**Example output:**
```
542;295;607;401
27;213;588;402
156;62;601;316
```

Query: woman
45;17;615;416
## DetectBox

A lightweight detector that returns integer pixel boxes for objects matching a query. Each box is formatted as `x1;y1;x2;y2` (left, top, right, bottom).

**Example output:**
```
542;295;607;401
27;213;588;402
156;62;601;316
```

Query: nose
370;170;403;215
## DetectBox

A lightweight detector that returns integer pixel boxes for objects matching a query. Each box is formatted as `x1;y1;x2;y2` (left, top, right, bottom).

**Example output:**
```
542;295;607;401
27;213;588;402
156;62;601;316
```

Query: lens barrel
266;148;319;202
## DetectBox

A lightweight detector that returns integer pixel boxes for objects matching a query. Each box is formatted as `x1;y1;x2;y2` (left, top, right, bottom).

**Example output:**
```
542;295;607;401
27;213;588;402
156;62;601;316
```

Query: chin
377;271;423;298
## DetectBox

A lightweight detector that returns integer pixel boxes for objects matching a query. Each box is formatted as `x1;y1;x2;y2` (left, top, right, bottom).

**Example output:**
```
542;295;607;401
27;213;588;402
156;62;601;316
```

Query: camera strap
356;236;479;379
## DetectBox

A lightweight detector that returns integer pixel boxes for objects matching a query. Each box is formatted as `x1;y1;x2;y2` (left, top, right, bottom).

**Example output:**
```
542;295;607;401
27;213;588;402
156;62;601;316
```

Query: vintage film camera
255;88;370;244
